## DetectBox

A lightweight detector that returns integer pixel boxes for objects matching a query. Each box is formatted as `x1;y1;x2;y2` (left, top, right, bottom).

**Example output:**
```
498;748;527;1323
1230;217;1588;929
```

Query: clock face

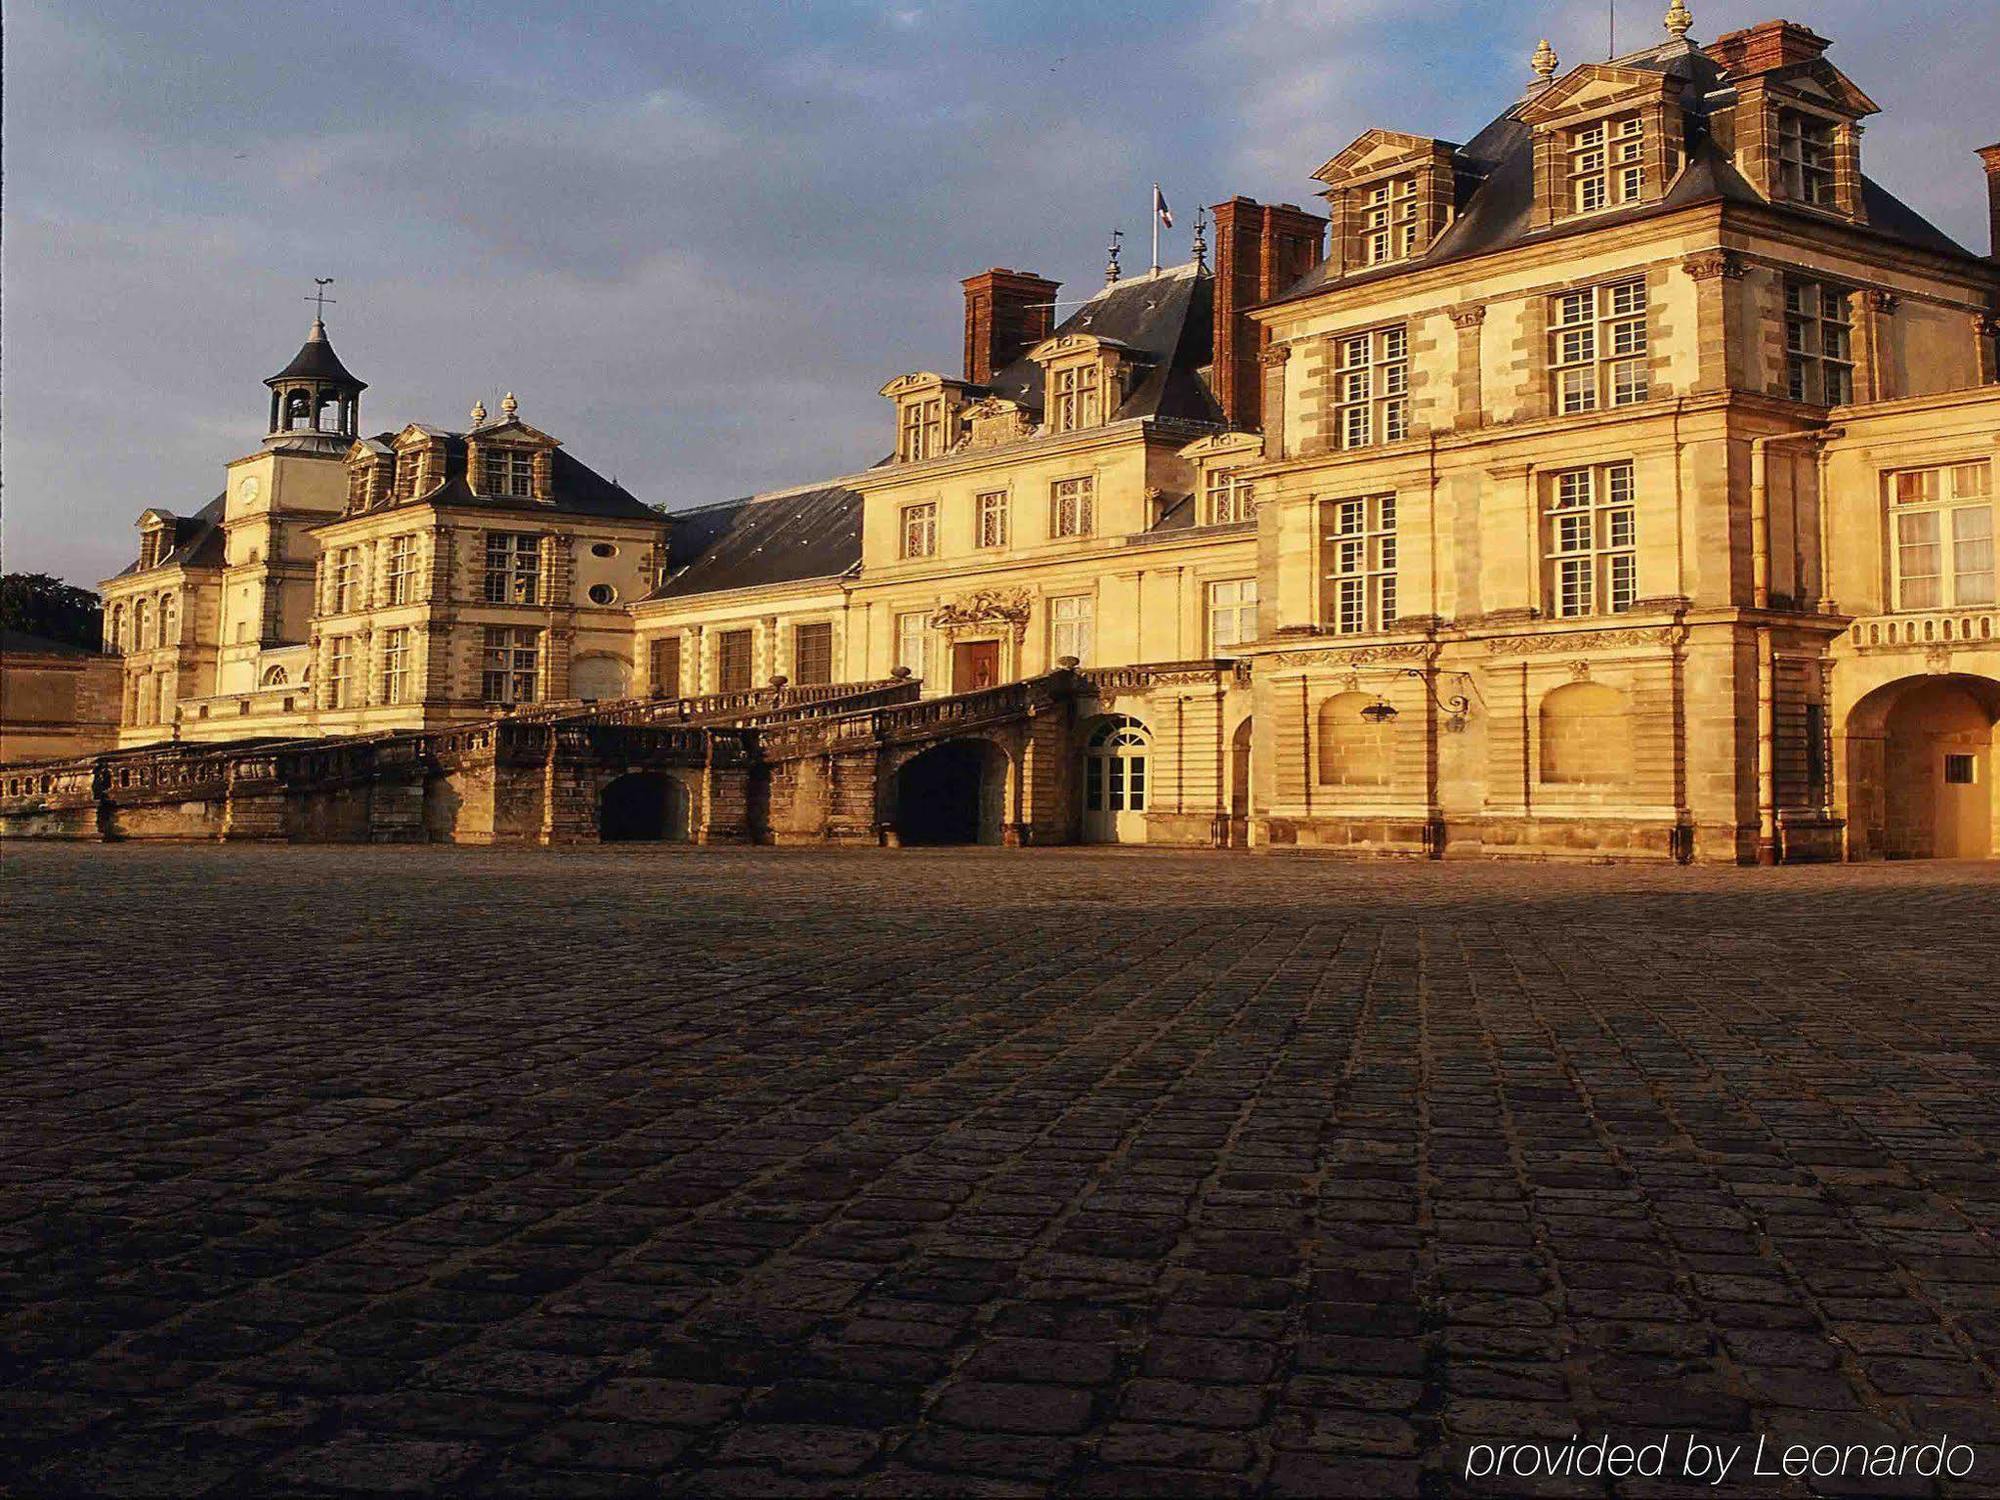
237;476;261;504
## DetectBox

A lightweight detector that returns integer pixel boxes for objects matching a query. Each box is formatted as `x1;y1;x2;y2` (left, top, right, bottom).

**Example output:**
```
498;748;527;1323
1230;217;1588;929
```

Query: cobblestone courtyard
3;846;1998;1499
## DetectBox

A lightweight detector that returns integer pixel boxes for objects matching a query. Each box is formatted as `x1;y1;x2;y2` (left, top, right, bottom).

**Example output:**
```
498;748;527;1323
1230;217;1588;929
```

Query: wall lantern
1360;697;1399;724
1355;670;1481;733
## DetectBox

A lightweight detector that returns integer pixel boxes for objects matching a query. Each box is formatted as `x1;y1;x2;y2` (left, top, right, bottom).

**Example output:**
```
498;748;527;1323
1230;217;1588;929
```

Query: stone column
1448;305;1486;428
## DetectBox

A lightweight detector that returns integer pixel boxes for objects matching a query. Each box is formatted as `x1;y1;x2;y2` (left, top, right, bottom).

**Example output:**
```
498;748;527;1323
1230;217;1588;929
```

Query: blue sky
6;0;1995;586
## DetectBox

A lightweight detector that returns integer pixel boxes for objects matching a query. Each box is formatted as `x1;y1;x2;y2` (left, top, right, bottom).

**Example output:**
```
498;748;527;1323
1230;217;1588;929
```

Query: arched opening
1228;717;1253;848
1082;714;1151;844
894;739;1007;846
261;665;289;687
599;772;693;843
1850;675;1997;860
1539;681;1633;786
1318;692;1393;787
284;390;313;431
571;654;630;703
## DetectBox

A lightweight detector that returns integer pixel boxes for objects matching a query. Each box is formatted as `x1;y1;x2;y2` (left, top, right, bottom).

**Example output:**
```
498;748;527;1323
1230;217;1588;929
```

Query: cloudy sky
7;0;1994;587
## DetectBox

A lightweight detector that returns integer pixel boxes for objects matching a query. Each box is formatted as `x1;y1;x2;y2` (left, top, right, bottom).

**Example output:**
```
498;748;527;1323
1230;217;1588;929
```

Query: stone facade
9;5;1998;862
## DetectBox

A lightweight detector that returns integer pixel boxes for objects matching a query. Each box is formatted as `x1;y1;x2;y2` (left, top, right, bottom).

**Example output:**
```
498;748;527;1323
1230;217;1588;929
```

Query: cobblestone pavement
3;845;1999;1500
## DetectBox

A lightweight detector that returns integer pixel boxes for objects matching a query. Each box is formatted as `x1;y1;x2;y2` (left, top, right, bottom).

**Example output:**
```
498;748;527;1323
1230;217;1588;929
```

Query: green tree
0;574;104;651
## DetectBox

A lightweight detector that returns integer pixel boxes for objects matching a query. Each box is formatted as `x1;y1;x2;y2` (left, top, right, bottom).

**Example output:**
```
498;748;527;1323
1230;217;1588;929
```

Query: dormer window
899;399;946;462
1051;364;1101;433
1776;111;1837;207
1364;176;1419;264
480;447;534;499
1570;114;1645;214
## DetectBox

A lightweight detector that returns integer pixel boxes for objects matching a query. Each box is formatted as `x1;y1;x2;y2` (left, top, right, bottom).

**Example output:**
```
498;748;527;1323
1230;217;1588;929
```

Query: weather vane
306;278;337;320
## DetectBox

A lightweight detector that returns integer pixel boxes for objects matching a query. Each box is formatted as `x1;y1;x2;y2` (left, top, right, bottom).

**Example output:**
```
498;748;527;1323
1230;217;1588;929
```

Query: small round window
591;543;617;558
588;584;618;605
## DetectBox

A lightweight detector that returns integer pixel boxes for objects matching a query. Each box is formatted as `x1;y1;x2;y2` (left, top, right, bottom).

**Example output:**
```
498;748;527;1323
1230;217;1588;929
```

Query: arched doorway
1228;718;1253;848
1850;675;1997;859
893;740;1006;846
600;772;692;843
1082;715;1151;844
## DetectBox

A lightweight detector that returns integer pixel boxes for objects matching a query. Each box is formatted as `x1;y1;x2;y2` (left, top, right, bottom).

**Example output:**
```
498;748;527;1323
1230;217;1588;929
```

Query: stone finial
500;391;519;419
1664;0;1693;40
470;398;487;427
1191;208;1208;269
1530;37;1559;82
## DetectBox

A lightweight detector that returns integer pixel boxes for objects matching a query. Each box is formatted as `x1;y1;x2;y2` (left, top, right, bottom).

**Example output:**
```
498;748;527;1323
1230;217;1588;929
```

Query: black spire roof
265;319;366;389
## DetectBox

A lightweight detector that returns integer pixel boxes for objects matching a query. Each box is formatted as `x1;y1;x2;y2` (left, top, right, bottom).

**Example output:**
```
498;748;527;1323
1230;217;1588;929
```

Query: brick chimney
1703;19;1831;77
1980;145;2000;260
961;269;1060;387
1210;198;1326;431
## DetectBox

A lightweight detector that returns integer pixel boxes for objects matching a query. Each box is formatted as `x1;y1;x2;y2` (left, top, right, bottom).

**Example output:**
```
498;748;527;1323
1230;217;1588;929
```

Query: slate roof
646;486;862;601
1270;40;1981;307
982;261;1223;425
330;434;660;525
113;494;227;578
266;319;366;389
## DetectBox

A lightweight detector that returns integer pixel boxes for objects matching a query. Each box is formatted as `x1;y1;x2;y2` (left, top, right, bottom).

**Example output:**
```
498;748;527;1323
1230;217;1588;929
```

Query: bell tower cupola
263;285;366;453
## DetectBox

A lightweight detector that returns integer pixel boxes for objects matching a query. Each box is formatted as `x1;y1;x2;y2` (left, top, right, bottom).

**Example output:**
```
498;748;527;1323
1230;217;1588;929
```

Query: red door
953;640;999;693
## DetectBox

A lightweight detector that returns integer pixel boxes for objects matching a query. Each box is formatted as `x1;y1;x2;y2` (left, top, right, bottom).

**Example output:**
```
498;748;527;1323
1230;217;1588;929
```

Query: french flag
1154;185;1173;229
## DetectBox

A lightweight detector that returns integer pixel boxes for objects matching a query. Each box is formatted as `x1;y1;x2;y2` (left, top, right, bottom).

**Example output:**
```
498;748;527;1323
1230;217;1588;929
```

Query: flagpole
1151;183;1161;274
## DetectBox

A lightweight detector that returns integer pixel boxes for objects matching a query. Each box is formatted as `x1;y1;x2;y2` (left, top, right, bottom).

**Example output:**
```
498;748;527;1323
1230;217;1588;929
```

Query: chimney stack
1702;19;1830;77
961;269;1060;387
1979;144;2000;260
1210;197;1327;431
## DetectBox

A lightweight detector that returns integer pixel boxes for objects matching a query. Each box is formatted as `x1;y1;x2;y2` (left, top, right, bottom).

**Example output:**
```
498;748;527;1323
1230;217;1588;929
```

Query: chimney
1210;197;1327;431
1703;19;1831;78
961;268;1060;387
1980;145;2000;260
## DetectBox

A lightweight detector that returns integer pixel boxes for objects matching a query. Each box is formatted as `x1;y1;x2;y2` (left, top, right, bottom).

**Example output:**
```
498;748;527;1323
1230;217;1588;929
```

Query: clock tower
215;313;370;697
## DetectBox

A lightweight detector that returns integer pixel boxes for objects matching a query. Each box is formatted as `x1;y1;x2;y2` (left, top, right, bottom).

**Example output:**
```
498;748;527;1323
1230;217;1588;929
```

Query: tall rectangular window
1050;476;1095;539
1777;111;1836;206
484;533;540;604
328;635;355;709
480;626;540;703
1546;462;1639;618
1052;364;1101;432
381;627;411;705
976;491;1010;548
1208;579;1258;653
1785;278;1853;406
1049;594;1094;665
1550;279;1648;414
792;622;833;686
332;547;363;613
1364;175;1420;264
1206;470;1256;525
385;534;418;605
1569;114;1644;214
901;502;937;559
716;628;754;692
1322;494;1397;634
899;399;945;462
479;447;534;498
650;635;683;697
1333;326;1409;449
1893;462;1994;610
895;612;928;679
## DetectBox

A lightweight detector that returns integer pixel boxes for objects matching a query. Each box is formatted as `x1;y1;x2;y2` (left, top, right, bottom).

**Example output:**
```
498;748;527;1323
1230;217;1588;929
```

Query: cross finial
1530;37;1560;81
1664;0;1693;39
305;277;337;324
1105;229;1123;285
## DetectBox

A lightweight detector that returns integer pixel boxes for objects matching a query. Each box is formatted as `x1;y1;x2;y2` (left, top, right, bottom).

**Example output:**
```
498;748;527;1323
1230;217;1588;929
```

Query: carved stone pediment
964;397;1036;451
930;589;1034;637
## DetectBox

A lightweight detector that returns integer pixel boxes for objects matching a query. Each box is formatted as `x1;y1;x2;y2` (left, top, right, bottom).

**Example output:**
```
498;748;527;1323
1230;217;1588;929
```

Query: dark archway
600;772;692;843
1848;674;1997;860
893;740;1005;846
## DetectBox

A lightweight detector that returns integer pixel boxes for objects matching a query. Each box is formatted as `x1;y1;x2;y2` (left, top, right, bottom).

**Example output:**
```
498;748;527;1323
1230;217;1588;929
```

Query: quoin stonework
5;3;1998;862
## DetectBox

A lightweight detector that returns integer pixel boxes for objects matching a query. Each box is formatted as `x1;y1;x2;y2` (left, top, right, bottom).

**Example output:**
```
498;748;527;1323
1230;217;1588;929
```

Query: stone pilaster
1448;305;1486;429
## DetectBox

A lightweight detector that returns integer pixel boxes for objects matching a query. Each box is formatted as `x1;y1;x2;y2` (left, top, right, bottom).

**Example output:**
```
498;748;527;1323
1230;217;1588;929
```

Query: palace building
9;4;1999;860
